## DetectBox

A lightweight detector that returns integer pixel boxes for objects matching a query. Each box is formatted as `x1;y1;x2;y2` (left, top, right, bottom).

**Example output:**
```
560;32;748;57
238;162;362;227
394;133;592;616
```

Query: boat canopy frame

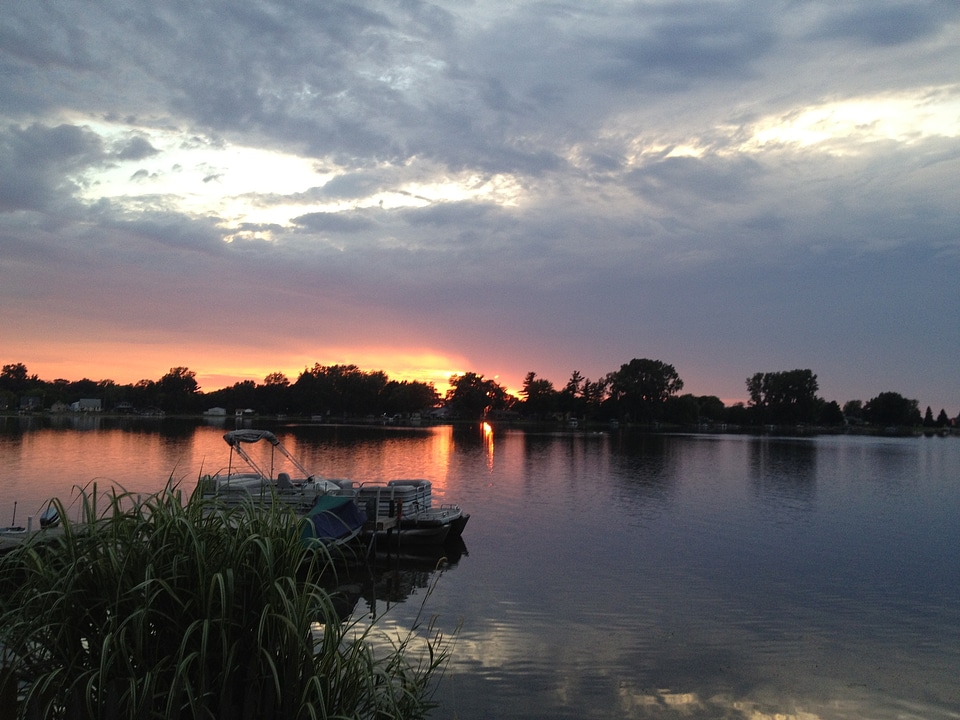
223;430;314;481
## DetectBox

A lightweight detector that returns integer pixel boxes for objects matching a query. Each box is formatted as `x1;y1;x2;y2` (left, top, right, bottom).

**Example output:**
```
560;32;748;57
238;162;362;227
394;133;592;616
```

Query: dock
0;525;66;554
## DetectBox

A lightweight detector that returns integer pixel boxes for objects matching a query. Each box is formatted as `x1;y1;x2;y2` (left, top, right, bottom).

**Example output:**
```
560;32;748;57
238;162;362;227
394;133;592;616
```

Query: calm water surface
2;416;959;720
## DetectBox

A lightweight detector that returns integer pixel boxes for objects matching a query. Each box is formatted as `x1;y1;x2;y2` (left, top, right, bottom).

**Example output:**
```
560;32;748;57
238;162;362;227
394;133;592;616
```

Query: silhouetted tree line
462;361;953;430
1;360;956;431
0;362;441;420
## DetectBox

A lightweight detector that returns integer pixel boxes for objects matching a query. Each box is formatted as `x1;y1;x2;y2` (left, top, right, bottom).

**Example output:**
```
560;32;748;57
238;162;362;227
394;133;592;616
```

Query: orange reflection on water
481;422;494;469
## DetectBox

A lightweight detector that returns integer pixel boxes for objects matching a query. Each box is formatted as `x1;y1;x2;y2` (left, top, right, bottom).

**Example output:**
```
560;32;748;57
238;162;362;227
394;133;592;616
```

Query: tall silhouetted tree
1;363;36;394
446;372;510;419
843;400;863;424
581;378;608;420
818;400;845;427
381;380;440;415
556;371;588;419
606;358;684;423
520;372;557;420
259;372;291;414
158;367;200;413
863;392;921;427
291;364;389;417
746;369;820;425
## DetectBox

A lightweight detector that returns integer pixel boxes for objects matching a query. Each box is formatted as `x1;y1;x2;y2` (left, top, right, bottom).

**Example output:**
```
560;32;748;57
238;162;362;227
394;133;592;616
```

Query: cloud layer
2;0;958;408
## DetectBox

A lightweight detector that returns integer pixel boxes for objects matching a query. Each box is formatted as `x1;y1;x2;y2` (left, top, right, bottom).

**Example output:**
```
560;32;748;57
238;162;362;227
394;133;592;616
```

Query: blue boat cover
301;495;366;545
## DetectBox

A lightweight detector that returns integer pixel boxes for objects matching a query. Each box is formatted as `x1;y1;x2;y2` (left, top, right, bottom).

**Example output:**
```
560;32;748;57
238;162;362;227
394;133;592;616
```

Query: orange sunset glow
5;340;478;396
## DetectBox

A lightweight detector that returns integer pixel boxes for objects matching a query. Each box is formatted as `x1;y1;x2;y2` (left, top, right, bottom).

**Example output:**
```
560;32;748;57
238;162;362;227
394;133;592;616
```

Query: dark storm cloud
815;1;960;47
598;4;776;88
311;173;390;200
0;123;104;212
292;210;378;233
627;155;763;205
94;209;228;257
0;3;97;73
400;201;500;228
115;136;159;161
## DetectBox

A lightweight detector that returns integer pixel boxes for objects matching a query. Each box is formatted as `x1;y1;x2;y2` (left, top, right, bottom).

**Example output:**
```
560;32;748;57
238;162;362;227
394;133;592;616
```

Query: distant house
70;398;102;412
19;396;42;412
50;401;70;413
204;407;227;416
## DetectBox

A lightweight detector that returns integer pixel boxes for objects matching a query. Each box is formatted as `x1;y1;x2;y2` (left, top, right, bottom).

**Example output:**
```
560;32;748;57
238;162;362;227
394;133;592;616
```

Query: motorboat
198;429;345;513
335;478;469;546
198;430;468;548
198;430;365;546
39;502;60;528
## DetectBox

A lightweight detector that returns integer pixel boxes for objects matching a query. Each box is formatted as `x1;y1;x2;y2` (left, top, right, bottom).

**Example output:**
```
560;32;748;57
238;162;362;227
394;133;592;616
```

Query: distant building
19;396;42;412
70;398;102;412
204;407;227;416
50;401;70;413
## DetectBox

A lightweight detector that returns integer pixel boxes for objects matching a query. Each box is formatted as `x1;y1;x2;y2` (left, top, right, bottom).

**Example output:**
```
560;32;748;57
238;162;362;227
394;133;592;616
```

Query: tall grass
0;483;453;719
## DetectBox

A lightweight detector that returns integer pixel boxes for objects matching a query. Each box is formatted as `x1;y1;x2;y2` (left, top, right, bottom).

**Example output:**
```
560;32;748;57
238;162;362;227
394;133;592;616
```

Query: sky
1;1;958;411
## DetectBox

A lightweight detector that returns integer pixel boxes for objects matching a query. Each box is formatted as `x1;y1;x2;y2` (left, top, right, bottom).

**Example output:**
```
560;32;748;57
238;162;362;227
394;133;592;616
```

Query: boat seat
277;472;293;489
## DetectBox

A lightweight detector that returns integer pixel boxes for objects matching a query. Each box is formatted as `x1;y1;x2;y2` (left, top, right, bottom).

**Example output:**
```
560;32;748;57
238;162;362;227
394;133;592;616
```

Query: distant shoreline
2;410;954;438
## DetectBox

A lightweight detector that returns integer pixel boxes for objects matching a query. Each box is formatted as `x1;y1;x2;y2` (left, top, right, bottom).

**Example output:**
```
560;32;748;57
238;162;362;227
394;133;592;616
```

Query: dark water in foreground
2;417;959;719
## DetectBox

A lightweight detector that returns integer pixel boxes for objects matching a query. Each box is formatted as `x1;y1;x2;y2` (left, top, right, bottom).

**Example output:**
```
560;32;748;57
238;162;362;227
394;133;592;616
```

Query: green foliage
0;485;452;720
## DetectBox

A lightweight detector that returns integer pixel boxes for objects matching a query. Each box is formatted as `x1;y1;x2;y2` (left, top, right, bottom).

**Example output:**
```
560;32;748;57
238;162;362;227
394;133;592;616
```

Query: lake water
2;416;959;720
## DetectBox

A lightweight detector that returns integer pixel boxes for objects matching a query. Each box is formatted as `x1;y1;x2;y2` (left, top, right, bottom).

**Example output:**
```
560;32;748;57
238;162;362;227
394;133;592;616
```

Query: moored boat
198;429;345;513
336;478;469;546
198;430;365;546
198;430;468;548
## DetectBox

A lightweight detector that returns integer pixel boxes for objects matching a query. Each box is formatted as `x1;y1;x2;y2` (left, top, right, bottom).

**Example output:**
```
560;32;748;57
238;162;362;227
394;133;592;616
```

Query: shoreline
2;410;955;438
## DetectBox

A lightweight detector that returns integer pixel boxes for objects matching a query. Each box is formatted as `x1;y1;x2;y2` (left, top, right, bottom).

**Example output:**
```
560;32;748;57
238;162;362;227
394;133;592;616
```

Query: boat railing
349;482;410;515
348;480;432;514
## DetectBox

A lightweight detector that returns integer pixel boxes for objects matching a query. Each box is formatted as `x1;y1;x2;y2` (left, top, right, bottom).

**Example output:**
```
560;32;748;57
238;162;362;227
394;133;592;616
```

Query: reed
0;482;452;719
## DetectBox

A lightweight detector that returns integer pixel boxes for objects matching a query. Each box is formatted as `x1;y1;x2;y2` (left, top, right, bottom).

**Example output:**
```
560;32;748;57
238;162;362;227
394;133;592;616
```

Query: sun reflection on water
481;422;495;470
